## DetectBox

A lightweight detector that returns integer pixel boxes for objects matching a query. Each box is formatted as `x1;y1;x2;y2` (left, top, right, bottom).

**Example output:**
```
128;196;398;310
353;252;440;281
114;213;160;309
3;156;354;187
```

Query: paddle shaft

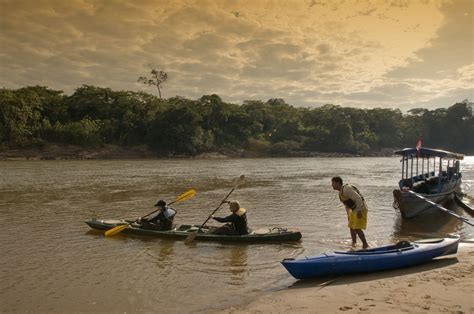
408;190;474;226
183;176;243;244
107;191;194;235
105;189;196;237
198;187;237;229
105;205;166;237
130;198;182;223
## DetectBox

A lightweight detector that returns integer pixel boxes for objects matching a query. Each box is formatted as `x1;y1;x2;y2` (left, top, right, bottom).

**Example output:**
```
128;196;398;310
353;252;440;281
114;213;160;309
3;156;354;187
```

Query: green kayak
85;218;302;243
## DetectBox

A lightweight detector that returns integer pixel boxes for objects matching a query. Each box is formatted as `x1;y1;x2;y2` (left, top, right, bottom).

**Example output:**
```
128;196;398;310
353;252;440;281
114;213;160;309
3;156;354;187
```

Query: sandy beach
221;242;474;314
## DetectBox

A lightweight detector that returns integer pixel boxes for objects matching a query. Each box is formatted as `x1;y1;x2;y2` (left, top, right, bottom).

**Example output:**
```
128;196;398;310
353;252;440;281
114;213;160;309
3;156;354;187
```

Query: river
1;157;473;313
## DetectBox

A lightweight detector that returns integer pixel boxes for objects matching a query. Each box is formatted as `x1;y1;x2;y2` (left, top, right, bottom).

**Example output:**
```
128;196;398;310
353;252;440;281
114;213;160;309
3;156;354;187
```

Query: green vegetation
137;68;168;99
1;85;473;156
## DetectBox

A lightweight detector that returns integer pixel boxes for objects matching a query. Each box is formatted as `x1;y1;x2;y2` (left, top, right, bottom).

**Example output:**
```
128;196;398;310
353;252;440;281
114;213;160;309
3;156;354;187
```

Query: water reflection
391;206;464;241
227;245;249;285
142;239;176;263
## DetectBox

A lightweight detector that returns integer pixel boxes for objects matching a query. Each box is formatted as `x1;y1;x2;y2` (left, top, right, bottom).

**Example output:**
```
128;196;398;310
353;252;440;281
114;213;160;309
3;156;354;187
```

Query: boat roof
394;147;464;160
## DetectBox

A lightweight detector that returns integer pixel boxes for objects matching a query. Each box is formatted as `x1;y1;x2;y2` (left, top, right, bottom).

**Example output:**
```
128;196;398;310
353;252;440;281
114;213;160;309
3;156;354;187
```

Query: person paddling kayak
211;200;249;235
137;200;176;231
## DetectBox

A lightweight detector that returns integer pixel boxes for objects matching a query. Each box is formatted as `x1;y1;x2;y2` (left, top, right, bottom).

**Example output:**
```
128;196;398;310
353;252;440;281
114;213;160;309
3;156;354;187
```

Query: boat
85;218;302;243
281;237;459;279
392;147;464;219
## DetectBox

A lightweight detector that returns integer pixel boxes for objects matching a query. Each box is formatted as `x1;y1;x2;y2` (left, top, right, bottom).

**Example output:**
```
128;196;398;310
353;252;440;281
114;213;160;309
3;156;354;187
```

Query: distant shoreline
0;144;397;160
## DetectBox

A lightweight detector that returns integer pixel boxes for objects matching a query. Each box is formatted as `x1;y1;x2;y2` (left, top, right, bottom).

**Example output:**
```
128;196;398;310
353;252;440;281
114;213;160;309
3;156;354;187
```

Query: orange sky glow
0;0;472;110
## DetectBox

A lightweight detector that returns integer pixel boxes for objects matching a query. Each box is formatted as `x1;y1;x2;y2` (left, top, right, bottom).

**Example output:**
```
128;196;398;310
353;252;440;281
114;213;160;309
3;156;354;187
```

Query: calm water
1;157;473;313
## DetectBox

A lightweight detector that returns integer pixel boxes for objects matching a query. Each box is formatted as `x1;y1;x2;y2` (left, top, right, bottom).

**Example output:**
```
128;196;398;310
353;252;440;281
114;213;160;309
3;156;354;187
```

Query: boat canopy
394;147;464;160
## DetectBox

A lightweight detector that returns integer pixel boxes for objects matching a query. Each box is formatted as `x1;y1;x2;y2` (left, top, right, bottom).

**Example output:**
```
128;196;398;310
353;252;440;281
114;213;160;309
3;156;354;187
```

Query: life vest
163;207;177;221
140;207;176;231
213;207;248;235
235;207;246;216
339;184;364;210
233;208;248;235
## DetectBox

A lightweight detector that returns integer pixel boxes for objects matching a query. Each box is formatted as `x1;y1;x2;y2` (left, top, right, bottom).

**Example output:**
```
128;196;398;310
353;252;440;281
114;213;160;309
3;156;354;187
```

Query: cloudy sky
1;0;472;110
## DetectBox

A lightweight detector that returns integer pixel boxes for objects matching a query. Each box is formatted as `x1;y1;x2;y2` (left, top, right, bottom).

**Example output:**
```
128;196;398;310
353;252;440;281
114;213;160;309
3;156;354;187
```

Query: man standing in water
331;176;369;249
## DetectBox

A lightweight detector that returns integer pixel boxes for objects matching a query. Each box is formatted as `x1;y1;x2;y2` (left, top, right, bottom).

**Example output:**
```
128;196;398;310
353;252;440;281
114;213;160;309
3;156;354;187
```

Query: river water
1;157;473;313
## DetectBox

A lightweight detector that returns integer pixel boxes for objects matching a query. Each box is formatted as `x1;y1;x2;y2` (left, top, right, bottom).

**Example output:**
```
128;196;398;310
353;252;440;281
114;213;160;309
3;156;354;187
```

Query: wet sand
221;242;474;313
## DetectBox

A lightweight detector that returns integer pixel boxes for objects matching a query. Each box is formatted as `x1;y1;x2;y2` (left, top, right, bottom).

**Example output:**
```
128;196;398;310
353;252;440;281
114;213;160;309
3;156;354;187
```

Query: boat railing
398;157;461;193
400;173;436;187
397;148;463;186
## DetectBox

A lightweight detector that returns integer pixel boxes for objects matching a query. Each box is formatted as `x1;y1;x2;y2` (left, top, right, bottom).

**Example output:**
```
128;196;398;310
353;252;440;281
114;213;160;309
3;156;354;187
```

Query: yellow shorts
347;209;367;230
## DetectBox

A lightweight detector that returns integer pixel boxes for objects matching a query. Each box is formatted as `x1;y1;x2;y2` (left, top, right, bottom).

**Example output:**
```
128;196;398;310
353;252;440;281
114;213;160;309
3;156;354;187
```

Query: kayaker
137;200;176;231
331;176;369;249
210;200;249;235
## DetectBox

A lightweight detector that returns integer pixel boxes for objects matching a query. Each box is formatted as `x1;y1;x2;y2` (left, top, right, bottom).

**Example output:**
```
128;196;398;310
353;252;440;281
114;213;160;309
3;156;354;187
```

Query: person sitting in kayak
137;200;176;231
211;200;249;235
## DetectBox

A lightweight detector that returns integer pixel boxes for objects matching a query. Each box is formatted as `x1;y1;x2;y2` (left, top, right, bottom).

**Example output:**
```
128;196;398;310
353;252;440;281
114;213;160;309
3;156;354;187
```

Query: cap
154;200;166;207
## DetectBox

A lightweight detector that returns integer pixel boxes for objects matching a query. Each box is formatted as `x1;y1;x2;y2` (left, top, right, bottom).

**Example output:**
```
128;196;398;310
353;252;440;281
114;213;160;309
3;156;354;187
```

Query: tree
138;68;168;99
442;102;473;152
198;94;252;146
146;104;212;155
66;85;114;121
0;86;55;146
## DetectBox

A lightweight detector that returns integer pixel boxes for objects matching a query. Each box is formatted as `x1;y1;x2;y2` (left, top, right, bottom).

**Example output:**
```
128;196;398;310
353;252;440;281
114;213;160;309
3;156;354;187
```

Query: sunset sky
1;0;472;110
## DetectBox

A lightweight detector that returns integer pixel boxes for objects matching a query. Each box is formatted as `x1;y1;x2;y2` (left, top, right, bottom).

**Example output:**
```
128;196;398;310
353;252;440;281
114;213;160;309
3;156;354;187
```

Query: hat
154;200;166;207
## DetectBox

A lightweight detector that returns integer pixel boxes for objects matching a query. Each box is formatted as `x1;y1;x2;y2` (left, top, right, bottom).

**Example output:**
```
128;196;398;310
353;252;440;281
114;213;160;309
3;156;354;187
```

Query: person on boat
331;176;369;249
137;200;176;231
210;200;249;235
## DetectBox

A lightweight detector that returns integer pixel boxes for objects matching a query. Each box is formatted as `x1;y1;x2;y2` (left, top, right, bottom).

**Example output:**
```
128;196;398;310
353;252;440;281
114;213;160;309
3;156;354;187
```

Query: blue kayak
281;237;460;279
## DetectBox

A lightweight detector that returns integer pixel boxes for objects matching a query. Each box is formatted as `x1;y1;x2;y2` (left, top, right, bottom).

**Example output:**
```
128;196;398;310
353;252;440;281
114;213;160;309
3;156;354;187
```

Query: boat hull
85;219;302;243
394;179;461;219
281;237;459;279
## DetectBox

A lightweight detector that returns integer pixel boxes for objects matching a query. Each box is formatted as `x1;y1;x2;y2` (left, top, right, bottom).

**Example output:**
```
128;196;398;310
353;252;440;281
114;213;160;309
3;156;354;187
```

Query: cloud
0;0;472;110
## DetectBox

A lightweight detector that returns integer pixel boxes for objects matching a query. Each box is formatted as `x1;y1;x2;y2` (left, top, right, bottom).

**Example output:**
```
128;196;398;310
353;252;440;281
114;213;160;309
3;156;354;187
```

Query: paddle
104;189;197;236
407;190;474;226
184;175;245;244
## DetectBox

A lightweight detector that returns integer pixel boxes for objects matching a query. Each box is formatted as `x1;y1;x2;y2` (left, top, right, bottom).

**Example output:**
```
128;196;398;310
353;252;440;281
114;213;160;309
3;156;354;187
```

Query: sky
0;0;473;111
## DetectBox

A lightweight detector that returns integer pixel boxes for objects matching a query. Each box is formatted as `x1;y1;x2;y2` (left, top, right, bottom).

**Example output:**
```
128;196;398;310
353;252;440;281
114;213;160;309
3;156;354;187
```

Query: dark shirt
213;212;249;235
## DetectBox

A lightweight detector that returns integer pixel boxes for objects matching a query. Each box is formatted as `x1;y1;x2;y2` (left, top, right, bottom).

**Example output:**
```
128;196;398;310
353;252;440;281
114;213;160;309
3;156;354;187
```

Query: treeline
0;85;473;155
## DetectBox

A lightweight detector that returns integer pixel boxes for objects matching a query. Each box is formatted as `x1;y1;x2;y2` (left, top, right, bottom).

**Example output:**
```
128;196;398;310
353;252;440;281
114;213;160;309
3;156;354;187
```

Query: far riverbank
0;144;396;160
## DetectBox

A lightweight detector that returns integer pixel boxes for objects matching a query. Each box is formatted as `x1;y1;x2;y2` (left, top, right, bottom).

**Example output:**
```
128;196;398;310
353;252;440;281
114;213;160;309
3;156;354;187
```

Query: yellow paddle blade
173;189;197;203
105;224;128;237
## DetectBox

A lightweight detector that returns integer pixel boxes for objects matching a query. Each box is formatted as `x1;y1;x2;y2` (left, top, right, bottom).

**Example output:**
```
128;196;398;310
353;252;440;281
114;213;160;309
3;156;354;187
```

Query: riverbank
0;144;159;160
220;242;474;314
0;144;396;160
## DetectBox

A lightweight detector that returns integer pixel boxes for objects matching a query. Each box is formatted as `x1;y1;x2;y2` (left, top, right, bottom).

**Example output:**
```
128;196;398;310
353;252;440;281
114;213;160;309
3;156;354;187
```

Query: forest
0;85;473;156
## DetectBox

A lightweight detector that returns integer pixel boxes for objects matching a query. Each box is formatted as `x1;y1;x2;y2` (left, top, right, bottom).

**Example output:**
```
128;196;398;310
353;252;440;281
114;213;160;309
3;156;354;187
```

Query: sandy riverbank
221;242;474;314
